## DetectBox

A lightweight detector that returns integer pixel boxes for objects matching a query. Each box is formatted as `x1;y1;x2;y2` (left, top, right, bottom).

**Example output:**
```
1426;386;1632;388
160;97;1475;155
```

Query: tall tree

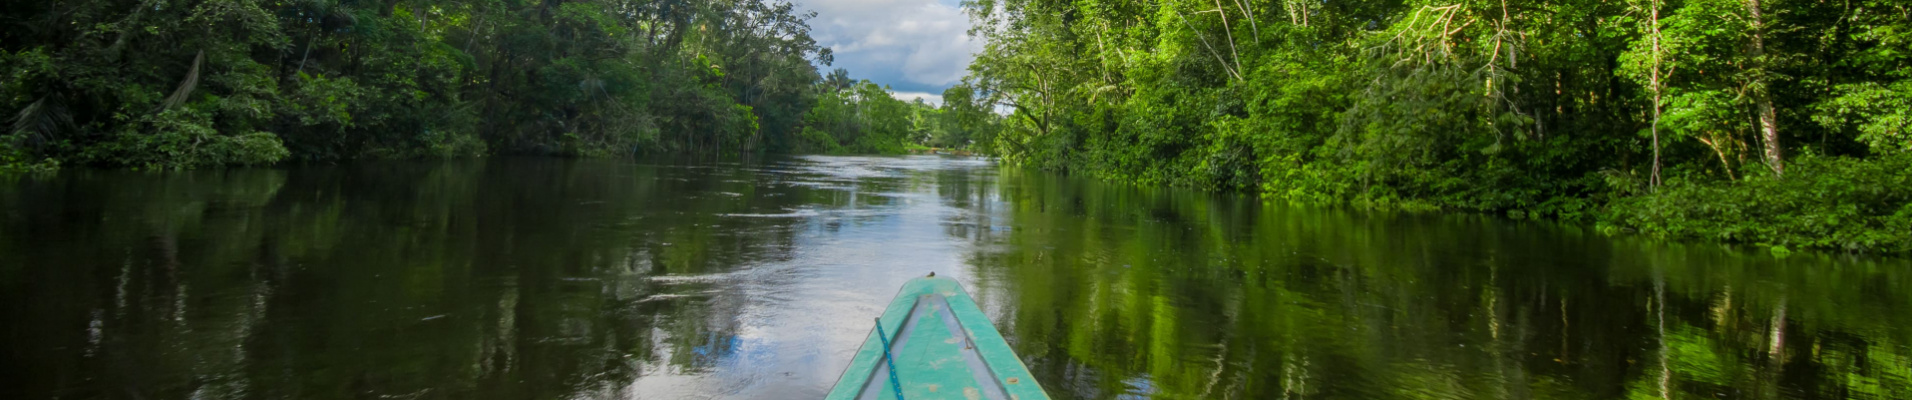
1746;0;1782;176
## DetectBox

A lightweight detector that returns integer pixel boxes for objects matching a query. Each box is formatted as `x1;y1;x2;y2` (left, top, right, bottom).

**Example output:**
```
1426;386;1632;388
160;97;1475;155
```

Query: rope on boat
874;317;906;400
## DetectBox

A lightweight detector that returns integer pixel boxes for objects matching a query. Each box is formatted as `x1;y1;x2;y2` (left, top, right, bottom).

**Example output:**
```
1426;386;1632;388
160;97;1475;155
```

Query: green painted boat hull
827;276;1050;400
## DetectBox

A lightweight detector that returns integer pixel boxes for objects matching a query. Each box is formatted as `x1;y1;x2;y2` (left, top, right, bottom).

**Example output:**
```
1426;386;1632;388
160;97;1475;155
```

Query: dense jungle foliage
0;0;1001;170
958;0;1912;252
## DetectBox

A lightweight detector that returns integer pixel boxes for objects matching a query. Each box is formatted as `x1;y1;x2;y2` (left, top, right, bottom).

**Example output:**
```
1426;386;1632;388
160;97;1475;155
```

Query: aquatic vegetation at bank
1604;154;1912;253
957;0;1912;252
0;143;57;174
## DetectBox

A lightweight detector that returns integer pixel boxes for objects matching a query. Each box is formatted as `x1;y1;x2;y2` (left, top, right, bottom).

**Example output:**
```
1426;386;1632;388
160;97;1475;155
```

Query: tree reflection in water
972;168;1912;399
2;156;1907;399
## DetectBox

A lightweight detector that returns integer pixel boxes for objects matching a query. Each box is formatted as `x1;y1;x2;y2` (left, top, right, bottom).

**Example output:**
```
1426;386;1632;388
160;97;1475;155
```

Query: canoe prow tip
828;273;1050;399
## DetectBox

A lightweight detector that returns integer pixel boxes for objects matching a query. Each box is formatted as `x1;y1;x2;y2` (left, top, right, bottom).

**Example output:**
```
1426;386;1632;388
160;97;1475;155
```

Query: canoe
827;274;1050;400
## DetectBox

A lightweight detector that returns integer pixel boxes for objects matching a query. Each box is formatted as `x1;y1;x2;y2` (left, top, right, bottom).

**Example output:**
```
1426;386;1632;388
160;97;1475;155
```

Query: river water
2;156;1908;399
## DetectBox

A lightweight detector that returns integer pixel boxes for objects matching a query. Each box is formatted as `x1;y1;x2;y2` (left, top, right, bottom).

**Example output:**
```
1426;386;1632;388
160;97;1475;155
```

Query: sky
794;0;981;105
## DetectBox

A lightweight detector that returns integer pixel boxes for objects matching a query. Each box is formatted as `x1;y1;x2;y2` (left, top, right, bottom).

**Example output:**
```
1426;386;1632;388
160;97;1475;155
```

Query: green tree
957;0;1912;250
1;0;841;168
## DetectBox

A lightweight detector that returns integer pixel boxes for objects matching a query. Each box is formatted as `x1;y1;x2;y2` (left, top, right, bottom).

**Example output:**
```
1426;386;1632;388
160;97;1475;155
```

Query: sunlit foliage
960;0;1912;251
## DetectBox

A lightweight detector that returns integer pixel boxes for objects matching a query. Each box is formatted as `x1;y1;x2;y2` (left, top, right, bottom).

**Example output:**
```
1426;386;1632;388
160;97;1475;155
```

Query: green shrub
1601;154;1912;253
82;107;289;169
0;143;60;174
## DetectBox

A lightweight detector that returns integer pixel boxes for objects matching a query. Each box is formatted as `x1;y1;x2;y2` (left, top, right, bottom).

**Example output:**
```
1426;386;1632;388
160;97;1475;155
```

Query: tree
1745;0;1782;176
956;0;1912;222
1;0;839;167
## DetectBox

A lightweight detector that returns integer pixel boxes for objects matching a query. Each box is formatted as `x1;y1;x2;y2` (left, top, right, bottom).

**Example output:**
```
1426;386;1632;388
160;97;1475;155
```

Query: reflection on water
1;156;1908;399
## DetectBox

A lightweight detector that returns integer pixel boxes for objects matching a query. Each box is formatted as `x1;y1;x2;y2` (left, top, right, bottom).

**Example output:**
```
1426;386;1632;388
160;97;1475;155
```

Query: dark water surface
4;156;1909;399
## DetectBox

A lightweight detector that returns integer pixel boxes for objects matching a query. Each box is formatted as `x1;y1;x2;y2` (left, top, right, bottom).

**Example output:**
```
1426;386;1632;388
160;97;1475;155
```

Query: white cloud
889;91;944;106
796;0;981;94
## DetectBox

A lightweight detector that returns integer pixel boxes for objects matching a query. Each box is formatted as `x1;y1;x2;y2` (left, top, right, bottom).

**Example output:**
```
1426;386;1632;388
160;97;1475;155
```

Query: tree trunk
1757;101;1781;176
1748;0;1783;177
1649;0;1665;188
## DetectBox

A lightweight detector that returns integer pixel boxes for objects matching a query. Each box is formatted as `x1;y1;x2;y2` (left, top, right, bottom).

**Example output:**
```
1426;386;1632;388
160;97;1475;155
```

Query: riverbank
1005;151;1912;256
9;149;1903;255
1601;153;1912;254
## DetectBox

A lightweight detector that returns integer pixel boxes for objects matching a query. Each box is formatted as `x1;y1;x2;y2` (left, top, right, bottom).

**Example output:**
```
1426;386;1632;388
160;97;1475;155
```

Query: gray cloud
796;0;980;95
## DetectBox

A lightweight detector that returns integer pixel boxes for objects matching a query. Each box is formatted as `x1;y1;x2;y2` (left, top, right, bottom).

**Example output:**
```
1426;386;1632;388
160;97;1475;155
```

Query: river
2;156;1908;399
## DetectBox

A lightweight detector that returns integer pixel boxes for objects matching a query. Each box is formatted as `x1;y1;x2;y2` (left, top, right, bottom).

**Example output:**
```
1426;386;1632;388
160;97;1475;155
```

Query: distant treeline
960;0;1911;252
0;0;1001;170
796;69;1003;155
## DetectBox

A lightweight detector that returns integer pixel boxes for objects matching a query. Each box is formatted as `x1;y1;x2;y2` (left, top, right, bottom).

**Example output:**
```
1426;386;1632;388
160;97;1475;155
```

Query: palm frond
10;96;73;146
